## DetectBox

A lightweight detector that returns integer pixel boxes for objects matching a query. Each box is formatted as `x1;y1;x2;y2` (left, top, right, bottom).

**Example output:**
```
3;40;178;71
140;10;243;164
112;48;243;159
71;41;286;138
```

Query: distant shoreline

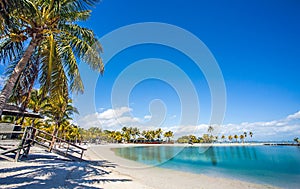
94;142;300;147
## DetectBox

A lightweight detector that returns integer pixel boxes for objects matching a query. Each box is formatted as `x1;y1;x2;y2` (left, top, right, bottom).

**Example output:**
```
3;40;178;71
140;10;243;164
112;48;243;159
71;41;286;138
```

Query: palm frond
0;38;24;64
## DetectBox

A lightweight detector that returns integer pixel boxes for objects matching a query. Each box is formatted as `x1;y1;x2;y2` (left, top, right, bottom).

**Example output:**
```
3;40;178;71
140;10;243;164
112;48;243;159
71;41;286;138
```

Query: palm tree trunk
0;38;39;116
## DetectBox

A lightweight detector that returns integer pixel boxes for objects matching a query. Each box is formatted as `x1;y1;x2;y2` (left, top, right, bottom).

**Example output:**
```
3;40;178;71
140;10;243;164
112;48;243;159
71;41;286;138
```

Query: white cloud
76;108;300;141
144;115;152;119
98;107;132;119
170;115;177;119
286;111;300;121
76;106;141;130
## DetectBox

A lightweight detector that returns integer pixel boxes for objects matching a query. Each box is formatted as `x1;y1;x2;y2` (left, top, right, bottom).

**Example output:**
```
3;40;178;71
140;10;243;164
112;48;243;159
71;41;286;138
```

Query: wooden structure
0;104;86;162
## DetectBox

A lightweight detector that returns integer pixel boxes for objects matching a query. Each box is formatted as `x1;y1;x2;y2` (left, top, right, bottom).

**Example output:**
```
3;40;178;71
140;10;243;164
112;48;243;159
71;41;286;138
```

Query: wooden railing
32;127;86;160
0;125;86;162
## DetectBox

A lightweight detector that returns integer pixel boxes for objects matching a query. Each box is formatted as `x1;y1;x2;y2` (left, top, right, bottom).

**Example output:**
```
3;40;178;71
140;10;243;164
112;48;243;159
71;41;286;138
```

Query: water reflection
114;146;183;166
114;146;260;167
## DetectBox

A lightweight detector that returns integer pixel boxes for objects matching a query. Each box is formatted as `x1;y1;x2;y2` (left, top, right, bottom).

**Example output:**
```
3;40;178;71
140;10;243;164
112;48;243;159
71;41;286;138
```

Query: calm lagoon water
113;146;300;188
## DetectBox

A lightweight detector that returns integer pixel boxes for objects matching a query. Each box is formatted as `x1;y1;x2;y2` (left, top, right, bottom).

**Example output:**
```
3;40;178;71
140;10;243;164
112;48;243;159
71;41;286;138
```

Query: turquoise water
114;146;300;188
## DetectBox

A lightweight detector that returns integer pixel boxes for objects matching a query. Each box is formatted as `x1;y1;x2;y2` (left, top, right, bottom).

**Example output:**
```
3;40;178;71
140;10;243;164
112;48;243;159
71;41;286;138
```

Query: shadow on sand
0;154;132;189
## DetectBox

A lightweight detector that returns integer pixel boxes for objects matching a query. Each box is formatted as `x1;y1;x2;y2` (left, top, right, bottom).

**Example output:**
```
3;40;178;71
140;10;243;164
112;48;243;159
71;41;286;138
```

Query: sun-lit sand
0;143;278;189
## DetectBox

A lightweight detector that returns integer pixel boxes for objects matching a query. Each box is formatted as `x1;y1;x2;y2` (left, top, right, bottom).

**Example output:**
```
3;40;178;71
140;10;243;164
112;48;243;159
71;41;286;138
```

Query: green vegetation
79;127;175;144
177;131;254;144
0;0;102;144
0;0;103;116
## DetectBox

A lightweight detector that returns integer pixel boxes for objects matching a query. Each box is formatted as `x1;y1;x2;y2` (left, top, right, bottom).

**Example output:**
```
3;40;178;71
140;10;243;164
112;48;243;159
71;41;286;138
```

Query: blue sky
74;0;300;141
86;0;300;121
1;0;300;140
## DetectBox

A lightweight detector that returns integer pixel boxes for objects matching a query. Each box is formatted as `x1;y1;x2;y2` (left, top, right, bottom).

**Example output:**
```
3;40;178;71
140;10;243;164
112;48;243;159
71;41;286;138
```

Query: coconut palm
155;128;163;141
234;134;238;142
121;127;130;142
249;131;253;138
228;135;233;142
164;131;174;143
243;131;247;137
111;131;122;143
240;135;245;143
207;125;214;136
42;96;78;150
142;130;153;141
131;127;140;142
27;89;48;113
221;135;226;142
0;0;103;116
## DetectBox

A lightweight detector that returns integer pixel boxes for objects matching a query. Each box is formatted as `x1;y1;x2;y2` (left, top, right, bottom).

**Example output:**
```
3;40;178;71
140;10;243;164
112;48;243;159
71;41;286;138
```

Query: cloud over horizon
75;107;300;141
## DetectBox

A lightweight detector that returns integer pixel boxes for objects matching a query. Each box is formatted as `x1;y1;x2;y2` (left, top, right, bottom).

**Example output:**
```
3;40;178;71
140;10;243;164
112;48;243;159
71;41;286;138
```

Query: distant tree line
177;127;254;144
80;127;174;144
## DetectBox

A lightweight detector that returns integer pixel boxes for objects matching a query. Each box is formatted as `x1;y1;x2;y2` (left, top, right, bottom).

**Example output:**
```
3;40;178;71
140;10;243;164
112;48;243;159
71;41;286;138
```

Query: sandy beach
0;143;279;189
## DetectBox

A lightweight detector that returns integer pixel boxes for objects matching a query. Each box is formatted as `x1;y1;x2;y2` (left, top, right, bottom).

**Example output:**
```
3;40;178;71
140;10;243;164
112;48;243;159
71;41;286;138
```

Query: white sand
0;143;279;189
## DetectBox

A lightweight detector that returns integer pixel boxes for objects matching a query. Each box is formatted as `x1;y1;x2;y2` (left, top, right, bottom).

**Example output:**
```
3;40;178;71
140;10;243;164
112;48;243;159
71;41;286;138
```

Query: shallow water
113;145;300;188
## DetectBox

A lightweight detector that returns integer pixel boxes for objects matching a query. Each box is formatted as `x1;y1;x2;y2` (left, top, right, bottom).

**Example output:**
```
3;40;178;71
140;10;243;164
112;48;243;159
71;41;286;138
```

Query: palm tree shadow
0;155;132;189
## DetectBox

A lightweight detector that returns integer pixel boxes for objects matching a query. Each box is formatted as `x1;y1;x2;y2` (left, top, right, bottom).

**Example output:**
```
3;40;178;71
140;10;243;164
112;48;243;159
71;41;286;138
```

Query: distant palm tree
240;135;245;143
164;131;174;143
249;131;253;141
208;125;214;135
131;127;140;142
234;135;238;142
221;135;226;142
155;128;163;140
243;132;247;142
228;135;233;143
294;137;299;144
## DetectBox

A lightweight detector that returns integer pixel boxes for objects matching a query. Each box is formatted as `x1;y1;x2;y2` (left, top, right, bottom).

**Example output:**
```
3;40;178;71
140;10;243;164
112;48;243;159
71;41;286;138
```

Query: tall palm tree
0;0;103;116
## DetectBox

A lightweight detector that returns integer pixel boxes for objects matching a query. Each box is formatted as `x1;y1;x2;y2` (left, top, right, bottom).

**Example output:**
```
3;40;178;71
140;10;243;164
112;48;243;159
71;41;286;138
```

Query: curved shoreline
85;144;279;189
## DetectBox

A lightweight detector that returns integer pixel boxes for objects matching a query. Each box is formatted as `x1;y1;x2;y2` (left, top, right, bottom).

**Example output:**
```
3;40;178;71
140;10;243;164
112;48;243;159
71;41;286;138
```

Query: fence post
15;126;28;162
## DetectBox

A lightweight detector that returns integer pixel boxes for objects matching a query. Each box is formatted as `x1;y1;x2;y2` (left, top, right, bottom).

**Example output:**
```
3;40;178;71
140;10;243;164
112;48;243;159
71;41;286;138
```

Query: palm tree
234;134;238;142
121;127;131;143
228;135;233;142
110;131;122;143
142;130;153;141
249;132;253;139
208;125;214;136
221;135;226;142
155;128;163;141
131;127;140;143
163;131;174;143
27;89;47;113
294;137;299;144
42;96;78;150
240;135;245;143
0;0;103;116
